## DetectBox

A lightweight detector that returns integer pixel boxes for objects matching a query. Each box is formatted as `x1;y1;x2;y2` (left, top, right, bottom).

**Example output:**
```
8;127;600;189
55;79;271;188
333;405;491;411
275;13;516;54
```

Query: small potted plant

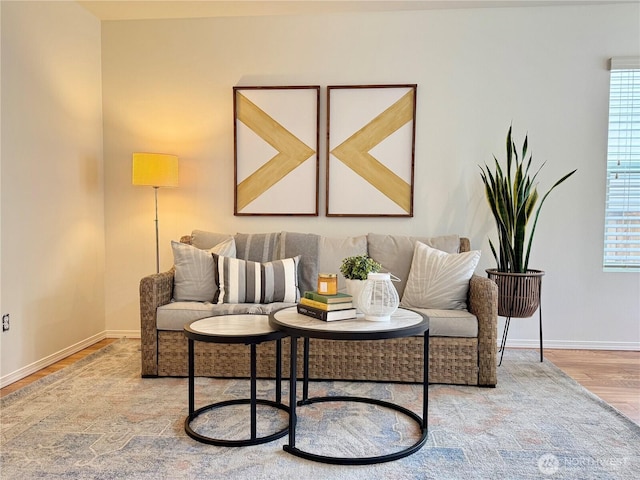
340;255;382;310
340;255;382;280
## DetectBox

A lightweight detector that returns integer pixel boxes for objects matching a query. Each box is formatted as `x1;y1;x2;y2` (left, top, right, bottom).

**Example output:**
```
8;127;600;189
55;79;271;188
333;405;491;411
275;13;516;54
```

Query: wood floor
1;341;638;425
544;348;640;425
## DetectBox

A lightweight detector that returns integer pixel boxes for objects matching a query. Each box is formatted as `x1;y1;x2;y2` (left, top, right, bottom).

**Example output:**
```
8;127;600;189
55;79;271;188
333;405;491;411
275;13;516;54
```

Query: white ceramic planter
344;279;366;313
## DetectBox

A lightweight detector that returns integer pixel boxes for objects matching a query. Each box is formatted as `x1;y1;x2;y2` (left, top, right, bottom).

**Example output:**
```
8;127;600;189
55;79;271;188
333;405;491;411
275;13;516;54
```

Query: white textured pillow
172;238;236;302
210;237;236;257
401;241;481;310
214;254;300;304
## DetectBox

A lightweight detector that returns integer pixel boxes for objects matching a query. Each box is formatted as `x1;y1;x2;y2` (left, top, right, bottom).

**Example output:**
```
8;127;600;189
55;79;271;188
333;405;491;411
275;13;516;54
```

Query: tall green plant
479;126;577;273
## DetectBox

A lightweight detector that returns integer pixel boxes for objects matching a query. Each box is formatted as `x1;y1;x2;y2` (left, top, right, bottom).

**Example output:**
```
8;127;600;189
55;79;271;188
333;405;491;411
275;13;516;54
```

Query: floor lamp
132;153;179;273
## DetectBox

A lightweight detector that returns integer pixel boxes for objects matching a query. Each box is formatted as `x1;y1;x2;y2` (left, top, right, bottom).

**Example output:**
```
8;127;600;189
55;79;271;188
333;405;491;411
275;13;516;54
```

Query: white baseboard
504;339;640;350
0;331;107;388
111;331;638;350
106;330;140;339
2;330;636;389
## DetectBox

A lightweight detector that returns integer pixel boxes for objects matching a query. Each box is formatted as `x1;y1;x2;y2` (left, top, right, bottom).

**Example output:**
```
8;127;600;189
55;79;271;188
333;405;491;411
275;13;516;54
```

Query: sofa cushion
157;302;477;336
318;235;368;292
171;239;236;302
190;230;233;250
277;232;320;295
401;242;480;310
157;301;217;330
157;302;267;331
414;308;478;337
214;254;300;304
367;233;460;298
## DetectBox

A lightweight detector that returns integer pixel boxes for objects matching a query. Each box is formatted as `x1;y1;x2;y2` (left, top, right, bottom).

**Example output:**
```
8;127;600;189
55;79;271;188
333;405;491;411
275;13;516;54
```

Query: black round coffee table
269;306;429;465
183;314;289;447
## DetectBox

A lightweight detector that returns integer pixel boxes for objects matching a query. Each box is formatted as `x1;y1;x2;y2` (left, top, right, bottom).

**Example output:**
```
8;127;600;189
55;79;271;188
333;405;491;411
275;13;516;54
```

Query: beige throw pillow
190;230;233;250
401;241;480;310
367;233;460;299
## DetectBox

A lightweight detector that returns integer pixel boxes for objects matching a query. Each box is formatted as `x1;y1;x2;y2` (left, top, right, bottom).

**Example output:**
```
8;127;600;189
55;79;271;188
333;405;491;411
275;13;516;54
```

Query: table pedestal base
284;328;429;465
185;336;289;447
186;398;289;447
285;395;428;465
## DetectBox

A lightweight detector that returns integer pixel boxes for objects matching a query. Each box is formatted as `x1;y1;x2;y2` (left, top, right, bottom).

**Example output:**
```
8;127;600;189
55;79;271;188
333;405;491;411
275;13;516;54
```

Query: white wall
0;1;105;384
102;3;640;350
1;3;634;389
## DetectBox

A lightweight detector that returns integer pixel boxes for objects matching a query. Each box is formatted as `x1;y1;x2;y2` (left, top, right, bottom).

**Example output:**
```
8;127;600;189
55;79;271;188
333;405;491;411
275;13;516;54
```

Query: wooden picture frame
234;86;320;216
326;84;417;217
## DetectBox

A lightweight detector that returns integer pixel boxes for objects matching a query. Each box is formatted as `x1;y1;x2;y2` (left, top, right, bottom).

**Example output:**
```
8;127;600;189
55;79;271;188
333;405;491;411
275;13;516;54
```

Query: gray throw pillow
277;232;320;295
234;232;281;262
172;238;236;302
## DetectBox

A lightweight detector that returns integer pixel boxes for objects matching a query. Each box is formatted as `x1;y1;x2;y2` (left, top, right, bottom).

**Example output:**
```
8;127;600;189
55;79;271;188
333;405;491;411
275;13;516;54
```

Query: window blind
604;57;640;271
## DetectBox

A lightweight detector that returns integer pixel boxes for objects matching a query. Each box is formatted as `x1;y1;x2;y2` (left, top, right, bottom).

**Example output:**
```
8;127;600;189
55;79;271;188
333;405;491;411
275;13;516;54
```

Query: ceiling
77;0;636;21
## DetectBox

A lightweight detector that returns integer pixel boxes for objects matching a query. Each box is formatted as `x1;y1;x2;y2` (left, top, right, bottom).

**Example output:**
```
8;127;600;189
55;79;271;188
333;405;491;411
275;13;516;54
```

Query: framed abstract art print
326;84;417;217
234;86;320;216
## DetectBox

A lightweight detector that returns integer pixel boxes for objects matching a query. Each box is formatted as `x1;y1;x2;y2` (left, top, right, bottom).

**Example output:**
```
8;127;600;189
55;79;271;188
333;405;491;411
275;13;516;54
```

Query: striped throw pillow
213;254;300;304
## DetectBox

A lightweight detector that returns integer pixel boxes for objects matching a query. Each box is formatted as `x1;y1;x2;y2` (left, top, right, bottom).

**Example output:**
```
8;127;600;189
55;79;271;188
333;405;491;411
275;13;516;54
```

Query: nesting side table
269;306;430;465
183;314;289;446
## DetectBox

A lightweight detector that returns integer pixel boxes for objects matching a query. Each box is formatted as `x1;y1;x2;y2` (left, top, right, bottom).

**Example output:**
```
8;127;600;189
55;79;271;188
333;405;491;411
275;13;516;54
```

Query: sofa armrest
468;274;498;386
140;268;175;376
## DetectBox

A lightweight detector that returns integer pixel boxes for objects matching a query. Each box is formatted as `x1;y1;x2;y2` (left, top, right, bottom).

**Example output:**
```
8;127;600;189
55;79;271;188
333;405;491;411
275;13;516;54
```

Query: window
604;57;640;271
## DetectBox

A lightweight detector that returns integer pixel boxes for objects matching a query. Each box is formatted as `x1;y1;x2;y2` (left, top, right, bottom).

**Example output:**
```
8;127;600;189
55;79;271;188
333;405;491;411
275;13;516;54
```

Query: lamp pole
132;152;178;274
154;186;160;274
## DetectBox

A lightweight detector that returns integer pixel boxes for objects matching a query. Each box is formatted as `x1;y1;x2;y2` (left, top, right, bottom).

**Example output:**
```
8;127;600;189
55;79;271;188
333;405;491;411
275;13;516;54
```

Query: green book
303;291;353;304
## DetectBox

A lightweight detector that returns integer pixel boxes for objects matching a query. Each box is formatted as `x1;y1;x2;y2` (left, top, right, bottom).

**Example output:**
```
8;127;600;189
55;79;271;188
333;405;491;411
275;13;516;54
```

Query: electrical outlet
2;314;9;332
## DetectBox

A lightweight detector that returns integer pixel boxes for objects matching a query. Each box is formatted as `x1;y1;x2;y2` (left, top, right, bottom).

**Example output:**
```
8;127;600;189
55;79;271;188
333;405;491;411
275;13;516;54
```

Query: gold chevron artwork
330;88;415;214
235;92;316;212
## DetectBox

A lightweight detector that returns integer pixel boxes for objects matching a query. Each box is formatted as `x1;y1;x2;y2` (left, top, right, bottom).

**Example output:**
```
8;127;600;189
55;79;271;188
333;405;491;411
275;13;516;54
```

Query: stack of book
297;291;357;321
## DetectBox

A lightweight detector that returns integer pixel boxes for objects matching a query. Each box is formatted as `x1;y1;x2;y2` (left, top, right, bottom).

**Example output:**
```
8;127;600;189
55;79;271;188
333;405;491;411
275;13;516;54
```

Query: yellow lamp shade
132;153;179;187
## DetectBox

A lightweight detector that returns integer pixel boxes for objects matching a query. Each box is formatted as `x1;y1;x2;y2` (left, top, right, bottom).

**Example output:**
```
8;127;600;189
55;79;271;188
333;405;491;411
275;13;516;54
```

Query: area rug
1;339;638;479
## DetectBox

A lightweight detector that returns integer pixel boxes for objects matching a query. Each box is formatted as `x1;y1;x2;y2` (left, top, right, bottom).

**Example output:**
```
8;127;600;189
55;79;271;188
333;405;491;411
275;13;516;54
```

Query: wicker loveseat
140;230;498;386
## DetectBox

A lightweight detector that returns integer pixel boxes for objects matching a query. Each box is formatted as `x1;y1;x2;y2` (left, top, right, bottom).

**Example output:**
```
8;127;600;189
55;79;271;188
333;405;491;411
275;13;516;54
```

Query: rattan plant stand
486;269;545;366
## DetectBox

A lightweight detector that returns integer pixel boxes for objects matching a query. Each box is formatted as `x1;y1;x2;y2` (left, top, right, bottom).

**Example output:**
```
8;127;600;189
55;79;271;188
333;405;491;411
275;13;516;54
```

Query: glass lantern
357;272;399;322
